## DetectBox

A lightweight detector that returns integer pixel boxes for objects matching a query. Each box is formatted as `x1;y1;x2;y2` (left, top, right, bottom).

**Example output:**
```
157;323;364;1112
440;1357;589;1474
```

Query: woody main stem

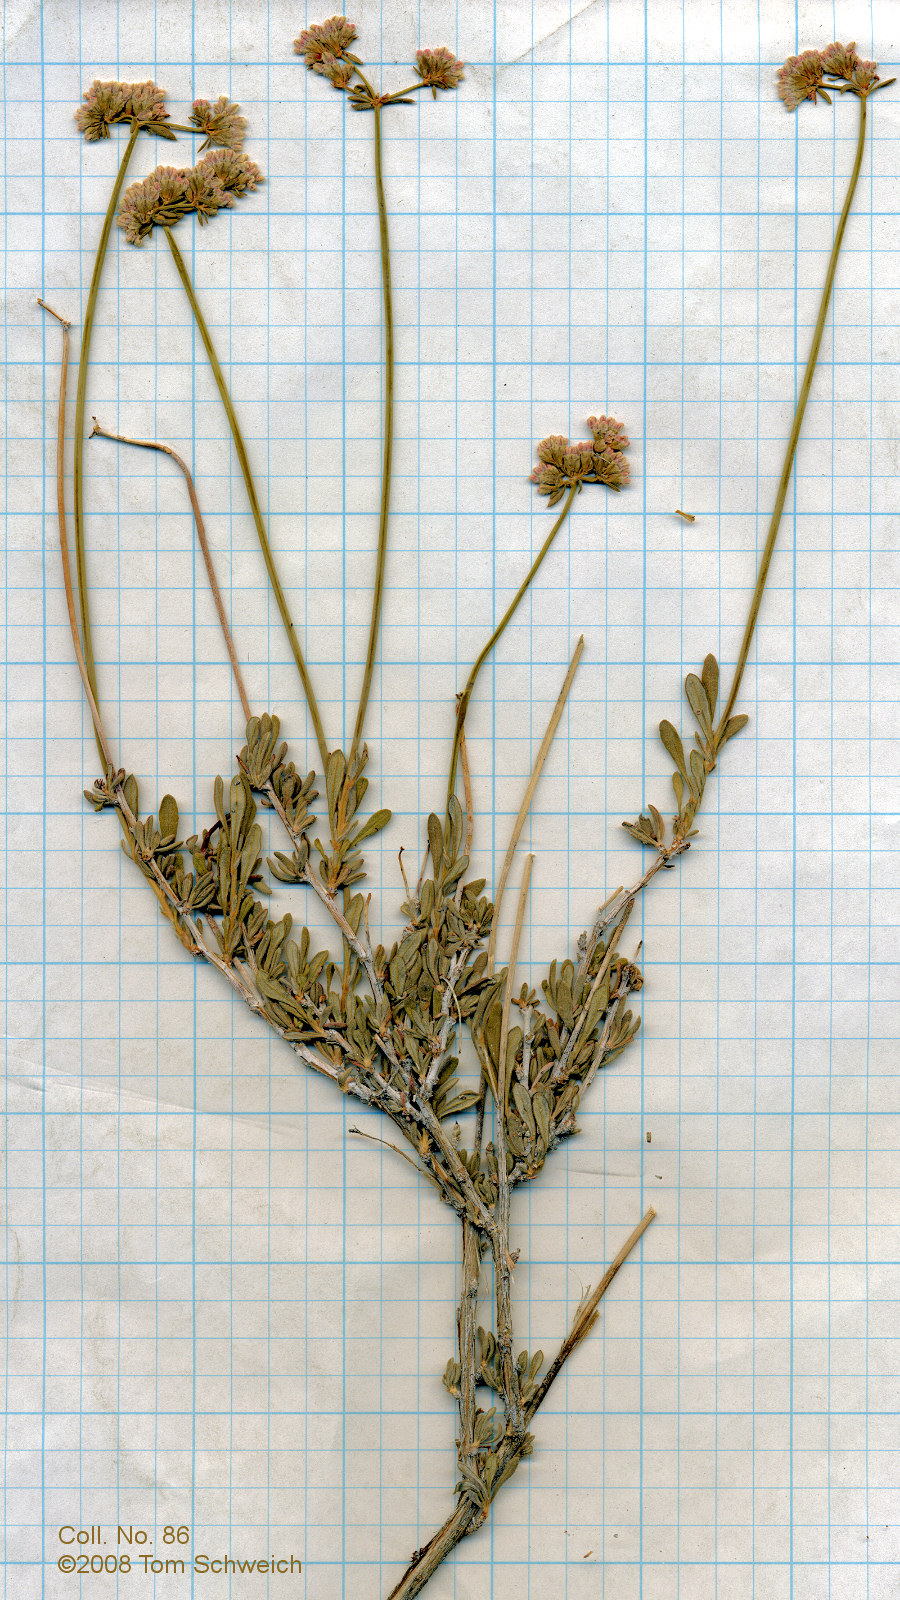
718;90;868;731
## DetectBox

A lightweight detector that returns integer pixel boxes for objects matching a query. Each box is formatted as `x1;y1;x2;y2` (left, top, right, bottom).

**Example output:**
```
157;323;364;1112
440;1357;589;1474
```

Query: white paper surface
4;1;900;1596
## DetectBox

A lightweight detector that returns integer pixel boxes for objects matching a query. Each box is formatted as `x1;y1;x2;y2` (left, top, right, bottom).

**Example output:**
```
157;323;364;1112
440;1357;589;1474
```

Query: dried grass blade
487;637;584;977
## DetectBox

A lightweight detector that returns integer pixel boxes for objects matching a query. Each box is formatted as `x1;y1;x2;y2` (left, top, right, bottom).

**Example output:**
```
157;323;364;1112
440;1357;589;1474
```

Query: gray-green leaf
659;719;688;779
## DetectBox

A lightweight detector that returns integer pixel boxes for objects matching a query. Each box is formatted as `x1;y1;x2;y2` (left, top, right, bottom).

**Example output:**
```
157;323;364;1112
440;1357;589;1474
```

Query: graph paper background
3;0;900;1594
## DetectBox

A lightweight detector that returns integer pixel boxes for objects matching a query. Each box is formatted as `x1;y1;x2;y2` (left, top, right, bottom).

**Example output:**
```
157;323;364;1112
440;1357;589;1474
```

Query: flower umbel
531;422;630;504
414;47;465;97
776;50;824;110
117;152;263;245
777;41;885;109
819;40;860;79
294;16;360;71
190;96;247;152
198;148;264;198
75;79;170;141
849;59;881;93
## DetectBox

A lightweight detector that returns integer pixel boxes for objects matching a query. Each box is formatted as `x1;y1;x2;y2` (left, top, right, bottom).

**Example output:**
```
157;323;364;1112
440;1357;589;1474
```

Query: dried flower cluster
415;46;465;95
530;416;631;504
776;39;881;110
294;13;360;71
117;150;263;244
189;95;247;152
75;78;170;141
294;14;463;106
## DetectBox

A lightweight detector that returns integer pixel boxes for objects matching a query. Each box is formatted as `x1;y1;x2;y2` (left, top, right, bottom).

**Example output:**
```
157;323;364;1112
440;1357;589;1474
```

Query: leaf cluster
623;653;748;853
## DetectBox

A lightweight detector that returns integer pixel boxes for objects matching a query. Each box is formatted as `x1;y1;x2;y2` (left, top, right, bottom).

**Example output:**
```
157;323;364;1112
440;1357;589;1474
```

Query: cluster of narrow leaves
85;713;644;1224
623;653;748;856
459;927;644;1201
447;1327;544;1513
444;1330;544;1405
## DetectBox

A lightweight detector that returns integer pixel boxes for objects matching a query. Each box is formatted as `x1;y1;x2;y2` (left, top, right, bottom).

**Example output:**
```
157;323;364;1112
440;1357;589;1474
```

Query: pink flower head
776;50;824;110
190;96;247;152
531;421;630;503
414;46;465;96
294;16;359;70
587;415;630;453
76;78;168;141
117;165;191;244
819;40;860;80
117;152;262;245
197;148;264;198
536;434;568;467
849;58;880;93
321;55;356;88
593;446;630;491
183;164;228;225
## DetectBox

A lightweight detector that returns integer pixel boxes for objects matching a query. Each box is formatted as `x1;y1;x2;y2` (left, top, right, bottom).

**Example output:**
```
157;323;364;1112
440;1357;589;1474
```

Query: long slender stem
89;418;252;720
73;119;141;705
163;225;329;769
487;637;583;976
39;301;113;768
718;90;868;731
349;99;393;765
446;482;578;807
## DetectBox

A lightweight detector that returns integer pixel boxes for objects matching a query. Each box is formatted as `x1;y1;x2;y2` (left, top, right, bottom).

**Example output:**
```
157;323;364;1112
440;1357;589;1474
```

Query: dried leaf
685;673;712;738
158;793;179;840
658;719;688;779
353;807;391;844
720;713;749;745
427;812;444;873
701;653;719;718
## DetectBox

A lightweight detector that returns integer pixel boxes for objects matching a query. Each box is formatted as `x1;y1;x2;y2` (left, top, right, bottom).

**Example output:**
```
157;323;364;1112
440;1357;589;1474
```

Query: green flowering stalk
72;80;253;756
446;417;631;805
295;16;464;770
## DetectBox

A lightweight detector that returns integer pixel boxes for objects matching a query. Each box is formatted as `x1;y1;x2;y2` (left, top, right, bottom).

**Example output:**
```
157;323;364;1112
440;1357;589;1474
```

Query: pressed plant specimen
42;27;892;1598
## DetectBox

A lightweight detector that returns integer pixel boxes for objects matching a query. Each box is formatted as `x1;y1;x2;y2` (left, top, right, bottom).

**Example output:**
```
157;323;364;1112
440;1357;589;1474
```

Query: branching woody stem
387;1208;655;1600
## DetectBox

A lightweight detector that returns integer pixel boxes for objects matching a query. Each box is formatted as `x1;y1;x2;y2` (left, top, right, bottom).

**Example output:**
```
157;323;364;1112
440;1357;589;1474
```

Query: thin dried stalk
163;225;329;769
525;1205;656;1419
446;481;579;806
89;417;252;720
72;120;141;708
487;636;583;976
39;300;113;767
